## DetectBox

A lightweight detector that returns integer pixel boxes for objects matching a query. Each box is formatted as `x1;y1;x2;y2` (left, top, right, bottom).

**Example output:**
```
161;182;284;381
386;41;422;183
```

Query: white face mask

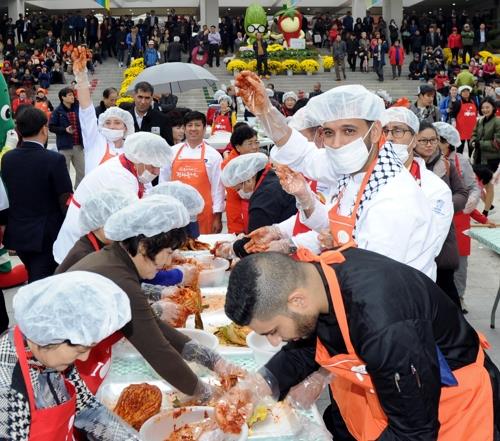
392;143;410;164
100;127;125;142
138;169;157;184
237;189;253;199
325;124;374;175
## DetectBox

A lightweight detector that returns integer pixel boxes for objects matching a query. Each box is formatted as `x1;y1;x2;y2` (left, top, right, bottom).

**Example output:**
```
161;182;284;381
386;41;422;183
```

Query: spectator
388;19;399;44
461;24;474;63
332;34;347;81
253;32;269;79
410;29;423;58
410;84;440;123
447;27;462;59
434;68;450;97
372;37;388;82
166;110;185;144
343;11;354;34
49;87;85;188
448;55;461;80
346;33;358;72
50;61;64;84
358;44;369;73
440;84;460;122
95;87;118;118
234;31;246;53
281;91;297;117
423;57;439;81
471;97;500;174
37;65;51;89
115;23;127;68
483;57;496;84
456;64;475;89
159;92;178;113
11;88;32;115
475;23;488;51
125;26;142;67
267;83;283;104
211;95;236;134
1;107;72;281
167;36;182;62
388;39;405;80
91;42;103;65
144;40;160;67
425;26;439;49
450;85;479;156
33;88;53;119
207;25;221;68
309;82;323;98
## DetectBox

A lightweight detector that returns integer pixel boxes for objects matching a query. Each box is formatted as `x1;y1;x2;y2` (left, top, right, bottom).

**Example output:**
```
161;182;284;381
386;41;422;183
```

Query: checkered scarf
336;142;403;221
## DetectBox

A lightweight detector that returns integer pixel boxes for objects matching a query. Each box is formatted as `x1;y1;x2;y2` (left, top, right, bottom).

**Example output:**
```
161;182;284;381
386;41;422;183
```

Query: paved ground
23;55;500;417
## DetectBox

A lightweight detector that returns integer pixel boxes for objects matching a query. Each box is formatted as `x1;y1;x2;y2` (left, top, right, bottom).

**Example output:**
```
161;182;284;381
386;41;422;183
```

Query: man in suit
122;81;173;145
1;107;73;282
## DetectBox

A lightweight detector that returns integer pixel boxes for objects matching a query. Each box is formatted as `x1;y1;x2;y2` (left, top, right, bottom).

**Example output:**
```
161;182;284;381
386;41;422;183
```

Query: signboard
289;38;306;50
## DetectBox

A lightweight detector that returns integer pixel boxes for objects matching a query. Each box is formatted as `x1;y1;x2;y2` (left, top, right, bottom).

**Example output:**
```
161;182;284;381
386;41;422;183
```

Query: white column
383;0;402;43
8;0;24;21
200;0;219;28
352;0;365;22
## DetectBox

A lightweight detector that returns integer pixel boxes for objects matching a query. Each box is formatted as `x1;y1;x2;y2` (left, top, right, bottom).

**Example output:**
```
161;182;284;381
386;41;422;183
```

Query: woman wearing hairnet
67;195;241;398
52;131;172;265
211;94;237;135
0;271;141;440
435;121;491;312
214;152;296;259
72;50;135;174
55;188;138;273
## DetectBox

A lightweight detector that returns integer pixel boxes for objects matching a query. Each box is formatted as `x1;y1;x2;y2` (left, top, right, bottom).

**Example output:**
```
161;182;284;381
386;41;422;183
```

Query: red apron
240;164;271;234
172;142;213;234
75;332;123;395
408;160;422;186
98;143;116;165
456;101;477;141
296;247;494;441
85;232;102;252
14;326;77;441
452;155;471;256
211;112;232;135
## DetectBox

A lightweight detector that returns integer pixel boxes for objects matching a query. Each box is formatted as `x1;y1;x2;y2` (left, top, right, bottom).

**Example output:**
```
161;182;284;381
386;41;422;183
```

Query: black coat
266;247;500;438
1;141;72;253
123;105;173;145
49;102;83;150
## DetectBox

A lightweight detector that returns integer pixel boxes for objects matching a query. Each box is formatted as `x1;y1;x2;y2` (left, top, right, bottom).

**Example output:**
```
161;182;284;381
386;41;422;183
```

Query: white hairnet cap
221;152;268;187
98;106;135;138
146;181;205;220
380;107;420;134
265;88;274;97
433;122;461;148
213;90;226;101
283;91;298;102
13;272;131;346
307;85;385;125
104;194;189;241
123;132;172;168
288;106;319;131
218;94;232;105
79;188;138;233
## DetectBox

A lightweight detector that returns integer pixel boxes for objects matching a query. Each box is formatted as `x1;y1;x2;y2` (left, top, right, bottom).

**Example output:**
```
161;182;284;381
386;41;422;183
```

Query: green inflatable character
244;3;269;44
0;74;15;151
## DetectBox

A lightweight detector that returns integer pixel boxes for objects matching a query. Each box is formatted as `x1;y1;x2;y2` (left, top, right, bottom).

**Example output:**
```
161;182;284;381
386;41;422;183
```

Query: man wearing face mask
235;72;437;278
52;132;172;265
380;107;453;267
2;107;73;282
215;153;296;259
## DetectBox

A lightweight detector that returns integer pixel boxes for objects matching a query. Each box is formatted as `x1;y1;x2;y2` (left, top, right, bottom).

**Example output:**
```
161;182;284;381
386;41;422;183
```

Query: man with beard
223;249;500;441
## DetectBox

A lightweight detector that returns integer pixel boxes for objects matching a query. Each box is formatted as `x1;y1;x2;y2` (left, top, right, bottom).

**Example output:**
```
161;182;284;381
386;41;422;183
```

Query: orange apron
172;142;214;234
98;142;116;165
240;164;272;233
297;246;494;441
222;149;245;234
451;155;471;256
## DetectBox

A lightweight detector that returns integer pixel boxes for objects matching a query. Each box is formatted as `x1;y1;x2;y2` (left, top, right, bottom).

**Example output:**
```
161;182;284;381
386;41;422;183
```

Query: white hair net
218;94;232;105
79;188;138;233
458;85;472;94
375;89;392;103
221;152;268;187
433;122;461;148
13;271;131;346
306;85;385;126
288;106;320;131
380;107;420;134
104;194;189;241
265;88;274;97
146;181;205;221
123;132;172;168
213;90;226;101
98;106;135;138
283;91;298;102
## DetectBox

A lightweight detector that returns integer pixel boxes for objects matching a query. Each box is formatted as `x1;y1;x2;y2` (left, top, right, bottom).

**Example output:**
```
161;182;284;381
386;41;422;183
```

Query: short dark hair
225;252;305;326
16;107;48;137
134;81;154;94
121;228;187;261
103;87;118;99
58;87;74;102
230;124;257;148
166;110;185;127
472;164;493;185
183;111;206;127
418;120;438;135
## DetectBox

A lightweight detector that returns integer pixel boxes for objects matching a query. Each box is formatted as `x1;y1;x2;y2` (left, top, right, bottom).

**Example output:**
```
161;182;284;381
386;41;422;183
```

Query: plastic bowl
178;328;218;351
197;256;229;287
140;406;248;441
246;332;285;365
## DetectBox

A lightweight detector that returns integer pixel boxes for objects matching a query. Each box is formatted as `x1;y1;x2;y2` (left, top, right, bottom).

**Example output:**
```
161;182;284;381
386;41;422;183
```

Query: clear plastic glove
318;229;334;250
150;298;180;326
244;225;284;253
274;164;315;211
292;409;334;441
159;285;183;300
213;358;247;389
182;340;226;371
175;263;200;287
266;238;293;254
213;241;236;259
142;282;163;301
192;379;224;405
285;368;332;410
71;46;90;88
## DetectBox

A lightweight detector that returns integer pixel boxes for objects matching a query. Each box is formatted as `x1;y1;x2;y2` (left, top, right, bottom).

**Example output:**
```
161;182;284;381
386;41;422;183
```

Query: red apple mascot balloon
275;2;305;48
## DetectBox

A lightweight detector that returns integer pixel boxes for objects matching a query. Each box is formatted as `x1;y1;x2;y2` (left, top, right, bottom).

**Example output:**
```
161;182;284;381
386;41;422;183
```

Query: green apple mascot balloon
244;3;270;44
0;74;15;157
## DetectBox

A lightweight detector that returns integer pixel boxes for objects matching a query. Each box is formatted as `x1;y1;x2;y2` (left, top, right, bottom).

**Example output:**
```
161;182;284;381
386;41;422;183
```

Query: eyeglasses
382;128;413;139
417;138;439;146
247;24;266;34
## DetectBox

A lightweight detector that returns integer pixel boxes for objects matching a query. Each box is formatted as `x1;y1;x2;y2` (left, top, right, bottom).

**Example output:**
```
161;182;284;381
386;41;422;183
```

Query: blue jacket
48;102;83;150
439;96;461;122
126;33;142;50
144;47;159;67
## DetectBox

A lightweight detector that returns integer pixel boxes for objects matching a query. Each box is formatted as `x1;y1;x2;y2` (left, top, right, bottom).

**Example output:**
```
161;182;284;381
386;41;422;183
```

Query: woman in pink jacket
447;27;463;59
388;39;405;79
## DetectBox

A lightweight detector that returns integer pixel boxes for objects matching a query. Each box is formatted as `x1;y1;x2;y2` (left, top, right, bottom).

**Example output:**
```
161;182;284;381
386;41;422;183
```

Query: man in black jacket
121;81;173;145
224;249;500;440
2;107;73;282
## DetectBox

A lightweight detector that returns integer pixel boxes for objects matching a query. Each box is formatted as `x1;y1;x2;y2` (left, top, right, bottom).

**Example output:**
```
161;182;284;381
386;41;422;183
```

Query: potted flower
226;59;248;76
282;59;300;76
300;59;320;76
322;55;334;72
268;60;283;75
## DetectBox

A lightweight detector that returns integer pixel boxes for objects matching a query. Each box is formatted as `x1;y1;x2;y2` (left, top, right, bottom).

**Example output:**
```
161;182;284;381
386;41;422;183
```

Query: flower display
116;96;134;105
123;66;143;78
268;60;283;74
300;59;320;73
119;58;144;100
282;59;301;73
226;59;248;73
267;43;285;53
322;55;334;70
246;59;258;72
130;58;145;69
